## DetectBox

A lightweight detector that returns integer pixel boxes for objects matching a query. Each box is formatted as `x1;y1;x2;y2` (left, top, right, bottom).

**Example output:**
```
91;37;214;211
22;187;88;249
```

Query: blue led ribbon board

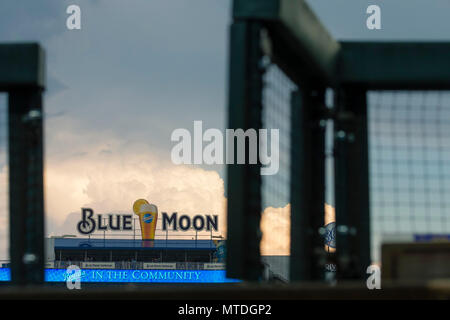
0;268;240;283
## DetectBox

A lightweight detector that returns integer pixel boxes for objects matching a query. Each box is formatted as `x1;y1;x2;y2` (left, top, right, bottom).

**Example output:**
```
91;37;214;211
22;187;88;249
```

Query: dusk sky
0;0;449;260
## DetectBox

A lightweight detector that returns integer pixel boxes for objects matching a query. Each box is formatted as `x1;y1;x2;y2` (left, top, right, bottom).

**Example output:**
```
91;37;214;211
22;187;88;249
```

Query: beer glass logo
133;199;158;240
143;213;153;224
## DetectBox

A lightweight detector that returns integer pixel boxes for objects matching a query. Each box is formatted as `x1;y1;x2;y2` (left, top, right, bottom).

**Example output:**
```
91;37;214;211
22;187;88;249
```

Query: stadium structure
0;198;289;285
33;235;288;285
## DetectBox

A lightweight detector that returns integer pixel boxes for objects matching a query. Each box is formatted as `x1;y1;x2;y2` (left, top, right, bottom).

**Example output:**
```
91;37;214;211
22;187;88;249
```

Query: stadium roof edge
53;238;218;250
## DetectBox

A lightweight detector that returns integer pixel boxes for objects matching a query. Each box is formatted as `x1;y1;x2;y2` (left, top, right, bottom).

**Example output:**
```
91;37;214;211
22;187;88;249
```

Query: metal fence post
334;86;371;280
290;88;326;281
8;88;45;285
226;20;264;281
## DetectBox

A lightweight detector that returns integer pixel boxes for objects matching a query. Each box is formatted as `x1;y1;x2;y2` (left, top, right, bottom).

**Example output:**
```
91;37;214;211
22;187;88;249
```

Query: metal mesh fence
368;90;450;262
0;94;8;261
325;90;335;209
324;90;336;254
260;60;297;259
227;0;450;284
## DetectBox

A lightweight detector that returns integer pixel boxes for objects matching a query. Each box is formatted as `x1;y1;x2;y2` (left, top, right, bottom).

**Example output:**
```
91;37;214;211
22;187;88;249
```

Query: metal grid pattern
0;94;8;261
368;90;450;261
260;61;297;257
324;89;336;255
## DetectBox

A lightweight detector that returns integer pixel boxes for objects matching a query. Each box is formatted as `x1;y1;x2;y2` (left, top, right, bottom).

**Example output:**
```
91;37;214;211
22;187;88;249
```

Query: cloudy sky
0;0;450;260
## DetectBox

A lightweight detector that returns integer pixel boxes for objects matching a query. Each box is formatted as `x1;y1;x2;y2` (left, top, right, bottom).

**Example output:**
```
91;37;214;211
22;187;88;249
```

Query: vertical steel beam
334;86;371;280
226;20;264;281
8;88;45;284
290;88;326;281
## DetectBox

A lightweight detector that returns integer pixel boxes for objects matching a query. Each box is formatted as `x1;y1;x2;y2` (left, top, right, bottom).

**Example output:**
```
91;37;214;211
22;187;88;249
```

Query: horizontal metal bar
338;42;450;89
0;43;45;90
233;0;340;85
233;0;279;20
0;282;449;299
277;0;339;84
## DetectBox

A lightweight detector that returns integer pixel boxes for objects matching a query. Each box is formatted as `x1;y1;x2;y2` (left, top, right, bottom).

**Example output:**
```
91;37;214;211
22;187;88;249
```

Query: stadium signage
77;208;133;234
0;269;240;283
162;212;218;232
81;262;115;269
77;208;219;235
203;263;225;270
143;263;177;270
